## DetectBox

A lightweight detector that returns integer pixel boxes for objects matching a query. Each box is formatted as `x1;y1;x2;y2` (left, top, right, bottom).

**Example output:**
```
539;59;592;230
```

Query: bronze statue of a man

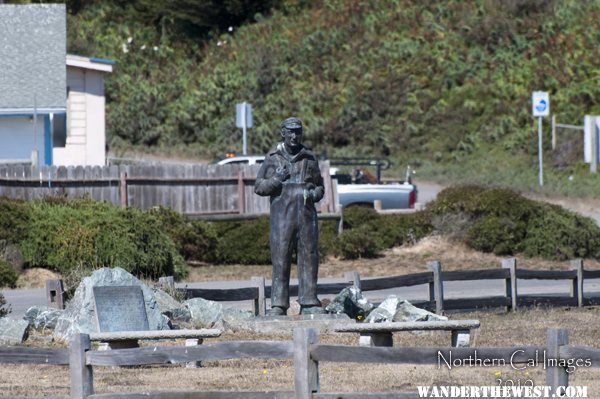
254;117;325;316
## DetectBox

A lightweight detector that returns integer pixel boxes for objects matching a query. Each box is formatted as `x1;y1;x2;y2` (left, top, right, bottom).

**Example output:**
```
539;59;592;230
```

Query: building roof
0;4;66;113
67;54;115;73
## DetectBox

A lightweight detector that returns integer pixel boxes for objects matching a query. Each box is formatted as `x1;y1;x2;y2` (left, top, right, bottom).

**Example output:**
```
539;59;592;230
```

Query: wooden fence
0;162;337;215
161;258;600;317
1;327;598;398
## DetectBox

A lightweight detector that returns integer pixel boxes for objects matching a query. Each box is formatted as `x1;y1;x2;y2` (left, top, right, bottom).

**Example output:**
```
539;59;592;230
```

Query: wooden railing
165;258;600;317
1;327;598;398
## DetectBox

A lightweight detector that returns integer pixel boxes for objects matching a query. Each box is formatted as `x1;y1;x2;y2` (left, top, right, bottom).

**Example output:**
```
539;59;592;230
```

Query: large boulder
54;267;170;342
0;318;29;345
154;288;191;322
365;295;448;323
325;286;373;320
393;299;447;322
184;298;253;329
363;295;400;323
23;306;64;330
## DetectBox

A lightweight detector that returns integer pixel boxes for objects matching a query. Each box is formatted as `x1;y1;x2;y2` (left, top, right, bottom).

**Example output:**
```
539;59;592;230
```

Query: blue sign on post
532;91;550;117
532;91;550;187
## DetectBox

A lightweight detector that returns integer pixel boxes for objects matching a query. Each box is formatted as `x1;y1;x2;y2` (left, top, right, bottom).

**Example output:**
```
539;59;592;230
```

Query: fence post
70;333;93;399
502;258;517;312
546;328;569;394
119;172;128;208
251;276;266;316
158;276;175;291
294;328;319;399
237;171;246;214
569;259;584;307
45;279;65;309
345;271;361;291
427;261;444;314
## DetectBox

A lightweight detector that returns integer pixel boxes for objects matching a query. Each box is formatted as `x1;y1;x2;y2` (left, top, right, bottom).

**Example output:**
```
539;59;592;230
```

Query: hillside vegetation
67;0;600;194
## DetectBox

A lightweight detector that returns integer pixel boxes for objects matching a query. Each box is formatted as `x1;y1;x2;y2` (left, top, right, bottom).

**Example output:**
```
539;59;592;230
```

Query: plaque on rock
93;286;149;332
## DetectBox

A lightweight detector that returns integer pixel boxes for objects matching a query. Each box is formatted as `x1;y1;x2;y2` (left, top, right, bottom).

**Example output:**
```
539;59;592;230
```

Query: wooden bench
335;319;480;347
89;328;222;349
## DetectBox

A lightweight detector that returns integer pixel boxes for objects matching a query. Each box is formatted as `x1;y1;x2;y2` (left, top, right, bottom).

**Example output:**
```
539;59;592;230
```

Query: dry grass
15;268;61;289
1;307;600;396
4;238;600;396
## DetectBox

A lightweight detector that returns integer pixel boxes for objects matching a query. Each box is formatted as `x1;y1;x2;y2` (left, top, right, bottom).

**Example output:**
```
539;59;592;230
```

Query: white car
216;155;265;165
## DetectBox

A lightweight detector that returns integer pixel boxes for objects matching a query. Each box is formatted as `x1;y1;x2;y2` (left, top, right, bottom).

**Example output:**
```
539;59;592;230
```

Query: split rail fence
154;258;600;317
0;163;337;216
0;327;598;398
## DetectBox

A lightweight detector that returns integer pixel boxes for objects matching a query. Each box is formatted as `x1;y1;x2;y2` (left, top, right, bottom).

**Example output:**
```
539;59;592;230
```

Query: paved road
5;277;600;319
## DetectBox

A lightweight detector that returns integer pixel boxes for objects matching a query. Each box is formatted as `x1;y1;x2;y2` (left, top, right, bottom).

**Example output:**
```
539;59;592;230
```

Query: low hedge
0;292;9;318
0;259;18;288
428;186;600;260
19;198;187;279
1;184;598;279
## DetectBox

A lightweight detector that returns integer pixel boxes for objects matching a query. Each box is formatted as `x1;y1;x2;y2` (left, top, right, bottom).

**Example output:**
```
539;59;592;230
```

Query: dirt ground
1;307;599;397
5;229;600;397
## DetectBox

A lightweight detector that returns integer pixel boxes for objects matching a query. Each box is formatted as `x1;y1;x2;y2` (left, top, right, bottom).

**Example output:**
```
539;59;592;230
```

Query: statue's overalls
254;143;324;311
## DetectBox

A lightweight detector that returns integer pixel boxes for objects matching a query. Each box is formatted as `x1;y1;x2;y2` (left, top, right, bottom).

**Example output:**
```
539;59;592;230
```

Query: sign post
235;102;252;155
532;91;550;187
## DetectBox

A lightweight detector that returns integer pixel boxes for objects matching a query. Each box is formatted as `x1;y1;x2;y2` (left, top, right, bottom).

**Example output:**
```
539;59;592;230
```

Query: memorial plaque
93;286;149;332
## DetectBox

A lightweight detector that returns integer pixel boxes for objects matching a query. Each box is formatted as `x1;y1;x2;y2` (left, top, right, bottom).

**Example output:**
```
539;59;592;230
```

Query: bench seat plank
334;320;480;333
89;329;222;342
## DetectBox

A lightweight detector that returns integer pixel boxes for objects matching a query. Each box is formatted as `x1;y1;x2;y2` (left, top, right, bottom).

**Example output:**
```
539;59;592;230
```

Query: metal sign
532;91;550;117
235;102;252;128
235;102;252;155
93;286;149;332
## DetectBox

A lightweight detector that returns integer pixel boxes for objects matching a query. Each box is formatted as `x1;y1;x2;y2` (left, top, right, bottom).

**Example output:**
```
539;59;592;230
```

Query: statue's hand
274;166;290;182
304;183;320;204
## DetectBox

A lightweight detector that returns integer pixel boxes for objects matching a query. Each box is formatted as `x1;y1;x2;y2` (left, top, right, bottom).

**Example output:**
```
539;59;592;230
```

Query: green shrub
20;199;187;280
318;219;339;258
333;224;383;260
520;204;600;260
333;207;433;260
0;196;30;242
428;185;600;260
0;292;10;318
213;217;271;264
374;212;434;249
0;260;18;288
466;215;525;255
342;206;379;230
149;207;218;262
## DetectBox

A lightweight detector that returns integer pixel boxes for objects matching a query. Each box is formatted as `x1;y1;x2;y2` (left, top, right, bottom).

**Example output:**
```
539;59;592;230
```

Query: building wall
53;66;106;166
0;116;47;164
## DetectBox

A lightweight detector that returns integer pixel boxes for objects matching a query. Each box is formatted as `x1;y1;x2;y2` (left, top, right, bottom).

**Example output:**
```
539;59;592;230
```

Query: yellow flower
494;371;501;376
262;369;267;375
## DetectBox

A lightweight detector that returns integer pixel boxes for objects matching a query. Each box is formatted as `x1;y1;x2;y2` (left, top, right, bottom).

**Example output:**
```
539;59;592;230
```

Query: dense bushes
333;207;433;260
0;260;18;288
1;184;599;281
149;207;218;263
19;199;187;279
0;196;30;243
0;292;9;318
427;186;600;260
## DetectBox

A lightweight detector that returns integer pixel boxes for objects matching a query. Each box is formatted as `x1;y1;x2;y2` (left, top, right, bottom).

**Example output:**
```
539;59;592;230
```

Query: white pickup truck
217;156;418;210
329;160;417;210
